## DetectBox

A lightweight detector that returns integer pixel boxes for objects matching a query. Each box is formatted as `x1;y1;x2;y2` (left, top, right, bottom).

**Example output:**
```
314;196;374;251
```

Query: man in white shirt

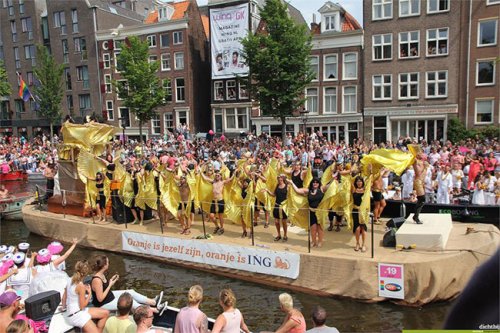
437;165;453;204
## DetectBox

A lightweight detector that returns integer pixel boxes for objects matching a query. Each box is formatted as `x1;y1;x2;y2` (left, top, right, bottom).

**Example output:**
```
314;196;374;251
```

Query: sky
197;0;364;27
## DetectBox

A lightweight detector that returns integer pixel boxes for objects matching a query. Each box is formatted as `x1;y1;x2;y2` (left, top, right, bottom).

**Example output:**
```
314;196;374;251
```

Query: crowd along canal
1;181;453;332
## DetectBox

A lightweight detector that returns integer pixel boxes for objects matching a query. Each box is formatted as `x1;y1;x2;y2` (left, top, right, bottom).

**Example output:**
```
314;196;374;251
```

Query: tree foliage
116;36;166;141
241;0;313;139
0;60;11;97
447;117;499;142
33;45;64;138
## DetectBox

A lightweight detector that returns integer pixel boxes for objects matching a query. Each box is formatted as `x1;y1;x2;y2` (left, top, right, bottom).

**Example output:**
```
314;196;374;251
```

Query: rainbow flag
18;75;31;102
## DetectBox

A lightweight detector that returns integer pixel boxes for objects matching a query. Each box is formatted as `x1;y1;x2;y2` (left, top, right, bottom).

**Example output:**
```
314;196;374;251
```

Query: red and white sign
122;231;300;279
378;263;405;299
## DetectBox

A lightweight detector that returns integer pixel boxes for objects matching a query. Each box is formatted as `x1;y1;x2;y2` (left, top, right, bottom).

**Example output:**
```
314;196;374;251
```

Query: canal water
0;181;452;332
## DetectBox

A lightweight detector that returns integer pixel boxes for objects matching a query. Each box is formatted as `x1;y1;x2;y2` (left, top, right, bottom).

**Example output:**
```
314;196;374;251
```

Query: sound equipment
383;228;397;247
24;290;61;321
386;217;405;229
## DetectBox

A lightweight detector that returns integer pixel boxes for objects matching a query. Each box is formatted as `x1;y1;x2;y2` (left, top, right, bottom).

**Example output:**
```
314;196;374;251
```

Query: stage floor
22;201;500;305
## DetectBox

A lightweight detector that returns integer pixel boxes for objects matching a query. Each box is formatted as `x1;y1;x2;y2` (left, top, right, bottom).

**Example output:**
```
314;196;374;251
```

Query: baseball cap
0;291;21;307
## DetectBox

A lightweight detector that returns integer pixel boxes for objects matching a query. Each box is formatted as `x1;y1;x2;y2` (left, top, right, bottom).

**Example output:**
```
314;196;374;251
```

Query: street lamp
118;117;127;145
299;109;309;136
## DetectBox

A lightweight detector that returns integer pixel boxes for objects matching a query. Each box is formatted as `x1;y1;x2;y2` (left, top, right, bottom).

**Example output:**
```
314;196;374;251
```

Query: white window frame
214;81;224;100
476;59;496;86
173;31;183;45
239;82;249;99
372;0;393;21
399;31;419;59
342;86;357;113
114;52;121;73
478;19;498;47
174;52;184;70
106;100;114;121
426;27;449;56
398;72;419;100
425;70;448;98
104;74;112;93
399;0;420;17
160;33;169;48
323;13;339;32
164;113;174;132
323;87;337;113
103;53;110;69
116;79;127;100
225;107;248;130
147;35;157;48
305;87;318;114
342;52;358;80
71;8;78;33
474;99;494;125
175;78;185;102
148;55;158;64
372;33;392;61
163;79;172;102
372;74;392;101
309;56;319;81
161;53;170;71
119;107;130;128
226;80;237;100
427;0;449;13
323;54;338;80
487;0;500;5
151;114;161;135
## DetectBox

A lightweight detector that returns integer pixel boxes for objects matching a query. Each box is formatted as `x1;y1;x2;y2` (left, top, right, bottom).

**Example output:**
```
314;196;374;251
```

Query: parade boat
383;199;500;227
0;192;31;220
27;171;45;181
0;170;28;181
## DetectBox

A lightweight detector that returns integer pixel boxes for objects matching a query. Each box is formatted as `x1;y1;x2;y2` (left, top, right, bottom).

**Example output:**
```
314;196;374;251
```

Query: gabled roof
86;0;144;21
311;3;362;35
318;1;342;14
342;11;361;31
201;14;210;39
144;1;190;24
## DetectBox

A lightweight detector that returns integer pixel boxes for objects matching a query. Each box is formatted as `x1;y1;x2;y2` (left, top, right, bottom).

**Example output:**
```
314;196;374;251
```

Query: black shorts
272;204;287;220
178;201;195;213
309;210;318;226
352;209;368;233
210;200;225;214
372;191;383;202
254;199;266;212
328;210;338;221
96;192;106;208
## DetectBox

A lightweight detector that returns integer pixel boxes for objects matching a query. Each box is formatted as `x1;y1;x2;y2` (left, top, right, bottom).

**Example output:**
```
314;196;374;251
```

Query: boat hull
0;170;28;181
0;192;31;220
383;199;500;227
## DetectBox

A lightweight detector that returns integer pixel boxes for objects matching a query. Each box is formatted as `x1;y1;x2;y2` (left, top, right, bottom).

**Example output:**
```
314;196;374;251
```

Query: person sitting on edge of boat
174;285;209;333
90;255;166;313
133;305;163;333
34;238;78;273
0;185;10;199
103;292;136;333
272;293;306;333
0;290;22;333
62;260;109;333
211;288;250;333
305;305;340;333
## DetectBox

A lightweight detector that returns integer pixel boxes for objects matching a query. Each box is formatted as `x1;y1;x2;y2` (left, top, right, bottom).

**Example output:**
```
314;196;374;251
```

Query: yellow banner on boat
61;121;119;155
361;148;415;176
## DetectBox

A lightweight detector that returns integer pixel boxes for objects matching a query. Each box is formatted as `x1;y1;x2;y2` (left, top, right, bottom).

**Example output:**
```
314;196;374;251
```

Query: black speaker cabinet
24;290;61;321
386;216;406;229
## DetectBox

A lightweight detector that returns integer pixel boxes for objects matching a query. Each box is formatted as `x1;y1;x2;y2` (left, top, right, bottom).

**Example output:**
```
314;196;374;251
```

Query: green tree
116;36;166;142
33;45;64;139
0;60;11;97
241;0;313;140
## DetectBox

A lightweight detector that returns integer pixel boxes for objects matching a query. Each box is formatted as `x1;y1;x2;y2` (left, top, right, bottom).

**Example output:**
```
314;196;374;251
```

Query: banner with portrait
210;3;250;79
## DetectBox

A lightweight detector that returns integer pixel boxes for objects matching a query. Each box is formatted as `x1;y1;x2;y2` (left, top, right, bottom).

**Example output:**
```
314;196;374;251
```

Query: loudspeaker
386;217;406;229
24;290;61;321
383;228;397;247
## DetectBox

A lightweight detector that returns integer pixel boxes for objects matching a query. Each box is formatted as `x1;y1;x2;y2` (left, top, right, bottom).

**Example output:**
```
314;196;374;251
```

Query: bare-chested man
177;175;194;234
201;171;233;235
413;153;428;224
44;162;57;200
372;167;387;224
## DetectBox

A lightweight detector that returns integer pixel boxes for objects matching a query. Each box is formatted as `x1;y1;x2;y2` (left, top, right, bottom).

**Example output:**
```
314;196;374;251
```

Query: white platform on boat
396;213;453;250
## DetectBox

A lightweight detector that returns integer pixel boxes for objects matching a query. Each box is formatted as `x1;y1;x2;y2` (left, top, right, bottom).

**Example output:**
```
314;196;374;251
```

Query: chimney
312;13;316;23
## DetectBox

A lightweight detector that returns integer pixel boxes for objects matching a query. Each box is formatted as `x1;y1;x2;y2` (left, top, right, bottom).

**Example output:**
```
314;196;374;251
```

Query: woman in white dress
62;260;109;333
472;174;486;205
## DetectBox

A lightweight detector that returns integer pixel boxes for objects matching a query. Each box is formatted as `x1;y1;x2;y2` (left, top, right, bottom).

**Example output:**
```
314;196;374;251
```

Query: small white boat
0;192;32;220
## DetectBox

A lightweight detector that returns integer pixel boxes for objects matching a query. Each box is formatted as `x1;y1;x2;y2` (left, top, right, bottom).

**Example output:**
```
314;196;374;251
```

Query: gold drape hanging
361;148;415;176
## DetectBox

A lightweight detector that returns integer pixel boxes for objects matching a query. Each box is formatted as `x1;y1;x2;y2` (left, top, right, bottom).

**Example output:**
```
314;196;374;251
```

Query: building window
161;53;170;71
119;107;130;128
71;9;78;33
164;113;174;132
373;74;392;100
104;74;112;93
478;19;498;46
74;37;87;60
175;78;185;102
160;33;169;48
173;31;183;44
342;86;356;113
324;55;338;79
67;95;73;112
53;11;67;35
426;71;447;98
10;20;17;42
427;0;449;13
151;114;161;134
343;53;357;80
214;81;223;100
13;47;20;69
103;53;110;68
114;52;123;72
162;79;172;102
239;82;249;99
426;28;448;56
7;0;13;16
177;111;187;127
24;45;36;65
19;0;23;14
476;60;495;86
399;72;419;99
399;31;419;58
62;40;69;63
106;100;114;121
114;40;124;51
226;80;237;100
174;52;184;70
64;68;72;90
116;80;128;100
373;116;387;143
26;71;34;85
147;35;157;48
148;55;158;64
226;108;247;129
475;99;494;124
309;56;319;80
487;0;500;4
324;87;337;113
373;34;392;61
373;0;392;20
76;66;89;89
79;94;91;110
15;100;25;113
20;17;33;40
305;88;318;113
399;0;419;17
324;14;337;31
